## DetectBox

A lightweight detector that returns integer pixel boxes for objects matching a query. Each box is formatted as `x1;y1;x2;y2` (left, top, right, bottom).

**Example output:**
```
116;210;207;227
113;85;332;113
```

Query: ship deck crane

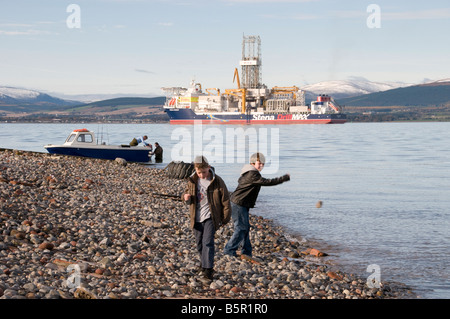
223;67;247;114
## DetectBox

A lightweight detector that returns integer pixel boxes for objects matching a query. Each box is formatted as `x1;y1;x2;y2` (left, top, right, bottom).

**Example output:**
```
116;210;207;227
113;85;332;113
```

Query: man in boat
130;135;151;148
150;142;163;163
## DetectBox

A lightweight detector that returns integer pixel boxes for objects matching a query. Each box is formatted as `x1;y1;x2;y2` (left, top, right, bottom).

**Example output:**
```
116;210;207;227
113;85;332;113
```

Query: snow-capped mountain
340;78;450;107
302;78;412;100
0;86;81;108
0;86;41;101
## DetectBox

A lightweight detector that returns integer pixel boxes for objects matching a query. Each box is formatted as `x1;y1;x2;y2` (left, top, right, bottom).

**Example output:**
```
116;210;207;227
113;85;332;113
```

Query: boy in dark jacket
183;156;231;280
224;152;290;258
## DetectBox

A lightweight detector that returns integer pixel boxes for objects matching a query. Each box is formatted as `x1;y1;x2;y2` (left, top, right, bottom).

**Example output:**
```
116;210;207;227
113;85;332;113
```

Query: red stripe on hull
169;119;346;125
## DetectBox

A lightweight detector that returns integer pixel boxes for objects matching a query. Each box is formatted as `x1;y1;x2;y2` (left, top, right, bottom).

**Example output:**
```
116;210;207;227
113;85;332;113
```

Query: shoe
223;251;237;258
203;268;214;280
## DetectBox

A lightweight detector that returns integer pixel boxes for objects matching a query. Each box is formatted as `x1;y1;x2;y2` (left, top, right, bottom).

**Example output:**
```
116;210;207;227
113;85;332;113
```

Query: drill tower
240;35;262;89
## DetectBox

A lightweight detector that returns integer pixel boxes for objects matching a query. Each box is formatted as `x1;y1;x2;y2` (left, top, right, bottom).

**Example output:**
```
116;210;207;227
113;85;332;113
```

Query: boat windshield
66;134;76;143
65;132;94;144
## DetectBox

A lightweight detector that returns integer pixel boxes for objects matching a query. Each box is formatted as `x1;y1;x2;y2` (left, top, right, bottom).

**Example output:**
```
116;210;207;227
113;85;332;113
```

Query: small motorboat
44;129;152;163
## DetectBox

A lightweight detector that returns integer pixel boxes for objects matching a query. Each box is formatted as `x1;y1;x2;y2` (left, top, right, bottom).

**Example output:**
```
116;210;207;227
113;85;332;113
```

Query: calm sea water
1;122;449;298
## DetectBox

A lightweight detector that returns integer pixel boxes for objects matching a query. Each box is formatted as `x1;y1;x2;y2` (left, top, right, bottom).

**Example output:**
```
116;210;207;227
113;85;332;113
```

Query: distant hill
65;97;166;117
0;86;80;112
72;96;165;109
339;81;450;107
0;86;167;117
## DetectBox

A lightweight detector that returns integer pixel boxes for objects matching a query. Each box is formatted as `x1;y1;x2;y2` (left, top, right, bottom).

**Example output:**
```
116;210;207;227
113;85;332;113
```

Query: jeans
193;218;215;269
223;202;252;257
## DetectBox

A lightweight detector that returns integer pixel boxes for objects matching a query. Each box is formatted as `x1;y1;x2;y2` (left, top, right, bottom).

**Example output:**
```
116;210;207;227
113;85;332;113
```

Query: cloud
135;69;156;74
0;22;58;36
347;75;370;82
261;13;318;20
333;7;450;21
0;23;34;27
0;29;56;36
383;8;450;20
157;22;174;27
262;7;450;22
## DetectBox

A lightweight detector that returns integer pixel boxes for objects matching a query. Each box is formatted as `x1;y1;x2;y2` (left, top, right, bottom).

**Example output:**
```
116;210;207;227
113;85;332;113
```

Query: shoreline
0;149;417;299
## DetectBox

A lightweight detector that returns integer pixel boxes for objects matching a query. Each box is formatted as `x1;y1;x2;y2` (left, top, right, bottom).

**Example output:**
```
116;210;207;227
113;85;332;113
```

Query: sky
1;0;450;98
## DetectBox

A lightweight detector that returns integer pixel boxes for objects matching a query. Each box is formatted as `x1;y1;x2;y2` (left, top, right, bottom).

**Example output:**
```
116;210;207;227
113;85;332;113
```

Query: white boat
44;129;152;163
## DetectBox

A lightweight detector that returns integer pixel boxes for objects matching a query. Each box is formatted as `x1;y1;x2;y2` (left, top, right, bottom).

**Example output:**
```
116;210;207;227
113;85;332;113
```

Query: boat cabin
64;129;96;146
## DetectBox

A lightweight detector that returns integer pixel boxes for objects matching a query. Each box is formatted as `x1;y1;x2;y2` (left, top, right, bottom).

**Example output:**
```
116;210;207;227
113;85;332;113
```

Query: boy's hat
194;155;209;165
250;152;265;164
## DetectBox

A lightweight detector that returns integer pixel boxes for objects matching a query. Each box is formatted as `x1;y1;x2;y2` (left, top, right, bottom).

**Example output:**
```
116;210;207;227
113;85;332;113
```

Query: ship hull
165;108;346;124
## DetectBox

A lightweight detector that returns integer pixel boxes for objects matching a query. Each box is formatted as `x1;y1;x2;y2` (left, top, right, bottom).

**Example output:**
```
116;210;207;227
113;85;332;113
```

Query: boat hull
44;145;151;163
165;108;346;124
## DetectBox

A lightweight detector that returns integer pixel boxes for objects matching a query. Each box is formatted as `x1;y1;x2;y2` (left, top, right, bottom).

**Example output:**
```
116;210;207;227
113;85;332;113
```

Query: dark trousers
193;218;215;269
223;202;252;257
129;138;138;146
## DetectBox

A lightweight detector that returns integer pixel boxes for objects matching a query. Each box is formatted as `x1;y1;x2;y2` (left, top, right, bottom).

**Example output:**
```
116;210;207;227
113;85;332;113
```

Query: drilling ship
162;36;346;125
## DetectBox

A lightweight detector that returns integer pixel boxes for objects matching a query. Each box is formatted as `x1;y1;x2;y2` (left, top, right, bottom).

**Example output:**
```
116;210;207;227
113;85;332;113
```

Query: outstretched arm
251;172;290;186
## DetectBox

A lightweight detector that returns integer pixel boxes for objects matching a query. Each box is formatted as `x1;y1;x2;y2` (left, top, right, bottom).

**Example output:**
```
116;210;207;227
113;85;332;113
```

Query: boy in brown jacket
183;156;231;280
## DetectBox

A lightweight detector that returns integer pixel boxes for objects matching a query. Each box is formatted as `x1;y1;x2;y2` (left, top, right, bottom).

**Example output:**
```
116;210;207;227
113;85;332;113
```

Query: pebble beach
0;149;416;300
